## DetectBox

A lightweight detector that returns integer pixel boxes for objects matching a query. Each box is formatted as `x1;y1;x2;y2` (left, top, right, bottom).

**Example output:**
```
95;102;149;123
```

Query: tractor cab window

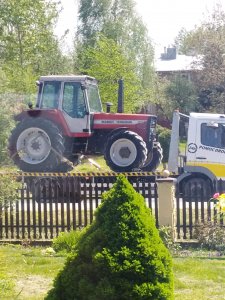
63;82;86;118
201;123;225;148
87;85;102;112
41;81;61;109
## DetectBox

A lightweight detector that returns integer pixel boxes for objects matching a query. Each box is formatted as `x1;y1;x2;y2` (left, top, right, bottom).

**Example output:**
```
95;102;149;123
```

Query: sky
55;0;225;55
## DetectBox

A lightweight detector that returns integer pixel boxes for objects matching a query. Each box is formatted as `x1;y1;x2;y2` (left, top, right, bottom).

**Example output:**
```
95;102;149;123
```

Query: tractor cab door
62;82;91;134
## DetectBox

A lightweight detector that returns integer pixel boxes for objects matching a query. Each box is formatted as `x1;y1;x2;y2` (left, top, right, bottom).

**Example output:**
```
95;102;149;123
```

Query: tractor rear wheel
141;143;163;172
104;130;147;172
8;117;71;172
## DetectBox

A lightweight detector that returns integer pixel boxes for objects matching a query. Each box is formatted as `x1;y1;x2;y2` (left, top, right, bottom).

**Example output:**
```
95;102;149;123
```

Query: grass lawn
174;251;225;300
0;244;65;300
0;154;165;174
1;245;225;300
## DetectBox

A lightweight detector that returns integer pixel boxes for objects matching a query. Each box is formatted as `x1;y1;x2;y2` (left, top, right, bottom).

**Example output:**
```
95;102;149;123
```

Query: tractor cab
36;75;102;113
35;75;103;134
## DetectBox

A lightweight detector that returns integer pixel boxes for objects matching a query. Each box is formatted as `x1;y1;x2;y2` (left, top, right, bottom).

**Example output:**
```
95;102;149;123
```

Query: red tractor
8;75;162;172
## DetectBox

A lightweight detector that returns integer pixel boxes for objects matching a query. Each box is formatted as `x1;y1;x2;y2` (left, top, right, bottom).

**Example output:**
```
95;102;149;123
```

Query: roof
39;75;97;82
155;55;202;72
190;112;225;120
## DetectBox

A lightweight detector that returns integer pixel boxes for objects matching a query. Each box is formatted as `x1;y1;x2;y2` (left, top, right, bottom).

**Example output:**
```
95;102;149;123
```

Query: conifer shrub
46;175;174;300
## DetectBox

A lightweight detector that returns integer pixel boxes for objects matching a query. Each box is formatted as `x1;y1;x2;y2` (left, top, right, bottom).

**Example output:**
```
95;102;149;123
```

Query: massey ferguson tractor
8;75;162;173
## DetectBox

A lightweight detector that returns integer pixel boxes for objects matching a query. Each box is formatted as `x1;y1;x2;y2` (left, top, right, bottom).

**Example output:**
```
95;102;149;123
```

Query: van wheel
182;178;212;201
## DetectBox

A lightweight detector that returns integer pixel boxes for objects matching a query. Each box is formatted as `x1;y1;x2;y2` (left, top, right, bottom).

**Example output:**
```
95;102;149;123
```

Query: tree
0;0;75;165
76;0;156;98
46;175;174;299
0;174;22;207
0;68;24;164
0;0;72;94
174;5;225;112
77;0;137;47
79;35;142;112
164;75;198;116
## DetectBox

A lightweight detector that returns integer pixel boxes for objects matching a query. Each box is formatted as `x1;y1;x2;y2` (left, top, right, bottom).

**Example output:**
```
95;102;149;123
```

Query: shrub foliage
46;175;174;300
0;173;21;206
194;221;225;251
52;230;84;254
157;125;171;164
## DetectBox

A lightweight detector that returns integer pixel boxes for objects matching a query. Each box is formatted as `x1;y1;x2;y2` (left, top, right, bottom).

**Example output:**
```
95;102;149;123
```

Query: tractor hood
93;112;153;126
92;112;157;142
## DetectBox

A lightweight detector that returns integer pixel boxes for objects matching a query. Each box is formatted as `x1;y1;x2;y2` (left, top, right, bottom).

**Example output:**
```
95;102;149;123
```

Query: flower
213;192;220;199
210;193;225;214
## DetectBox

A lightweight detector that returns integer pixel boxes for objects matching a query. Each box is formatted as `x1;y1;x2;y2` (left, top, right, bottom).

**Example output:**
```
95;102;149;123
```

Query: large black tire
141;143;163;172
8;117;70;172
182;177;212;202
104;130;147;172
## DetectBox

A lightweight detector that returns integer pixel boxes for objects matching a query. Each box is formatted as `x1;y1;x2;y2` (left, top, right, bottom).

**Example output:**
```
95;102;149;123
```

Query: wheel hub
31;140;41;151
119;147;131;159
110;138;137;167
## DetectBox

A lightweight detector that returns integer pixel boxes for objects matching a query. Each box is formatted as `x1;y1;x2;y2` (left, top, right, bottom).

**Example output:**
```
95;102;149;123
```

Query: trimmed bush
157;125;171;163
46;175;174;300
52;230;84;254
194;221;225;251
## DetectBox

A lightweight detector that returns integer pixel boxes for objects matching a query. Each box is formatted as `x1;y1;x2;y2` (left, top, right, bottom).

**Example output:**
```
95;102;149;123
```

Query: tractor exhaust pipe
117;78;124;113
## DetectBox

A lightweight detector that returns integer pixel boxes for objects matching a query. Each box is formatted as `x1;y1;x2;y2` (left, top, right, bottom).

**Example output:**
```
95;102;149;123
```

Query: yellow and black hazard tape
0;171;178;177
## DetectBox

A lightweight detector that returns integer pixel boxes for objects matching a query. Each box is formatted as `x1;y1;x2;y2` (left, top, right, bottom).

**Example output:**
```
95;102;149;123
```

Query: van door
193;120;225;173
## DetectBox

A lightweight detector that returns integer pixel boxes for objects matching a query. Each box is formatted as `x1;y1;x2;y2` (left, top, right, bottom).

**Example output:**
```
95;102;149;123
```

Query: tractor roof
39;75;97;83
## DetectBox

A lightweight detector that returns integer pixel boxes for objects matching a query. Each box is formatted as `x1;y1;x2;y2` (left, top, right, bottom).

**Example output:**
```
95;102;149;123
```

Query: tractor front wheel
104;130;147;172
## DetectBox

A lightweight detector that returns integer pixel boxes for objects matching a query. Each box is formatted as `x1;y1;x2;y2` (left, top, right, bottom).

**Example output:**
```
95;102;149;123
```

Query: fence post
156;178;176;238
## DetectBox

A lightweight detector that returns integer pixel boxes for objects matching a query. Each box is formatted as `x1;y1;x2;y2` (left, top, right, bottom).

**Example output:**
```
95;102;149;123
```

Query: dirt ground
14;275;52;300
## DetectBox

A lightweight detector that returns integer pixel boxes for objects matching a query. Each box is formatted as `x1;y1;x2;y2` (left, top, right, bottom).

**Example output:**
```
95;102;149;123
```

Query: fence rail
0;175;158;241
1;175;225;241
175;179;225;240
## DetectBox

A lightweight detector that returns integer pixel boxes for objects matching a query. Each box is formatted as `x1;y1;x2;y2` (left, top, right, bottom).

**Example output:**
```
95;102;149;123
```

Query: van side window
201;123;225;148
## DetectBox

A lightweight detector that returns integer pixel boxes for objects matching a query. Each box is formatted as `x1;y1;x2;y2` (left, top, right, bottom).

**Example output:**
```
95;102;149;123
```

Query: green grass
0;244;65;299
174;253;225;300
1;154;164;174
0;156;111;173
72;155;111;172
1;245;225;299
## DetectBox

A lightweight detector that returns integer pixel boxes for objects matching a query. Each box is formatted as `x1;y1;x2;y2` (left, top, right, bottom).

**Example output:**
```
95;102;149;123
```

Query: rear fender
14;109;71;136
